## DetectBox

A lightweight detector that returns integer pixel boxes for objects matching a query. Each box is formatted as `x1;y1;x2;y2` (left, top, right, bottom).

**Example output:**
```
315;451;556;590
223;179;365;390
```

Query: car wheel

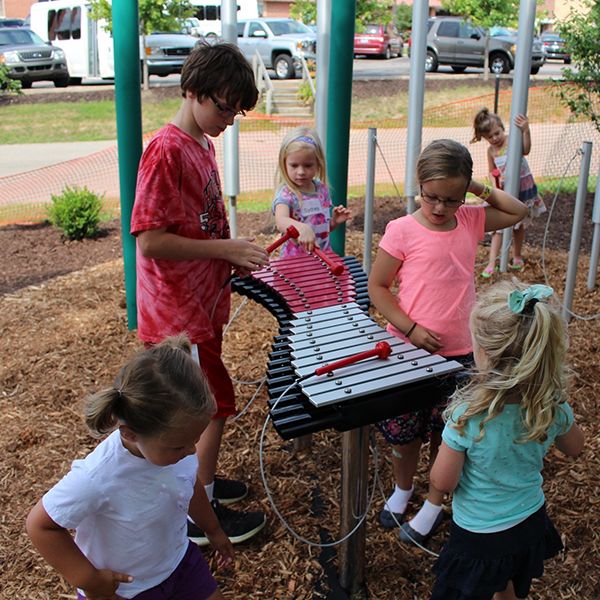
274;54;295;79
383;46;391;60
530;66;540;75
21;80;32;89
54;77;70;88
565;57;571;64
451;66;467;73
489;53;510;74
425;50;438;73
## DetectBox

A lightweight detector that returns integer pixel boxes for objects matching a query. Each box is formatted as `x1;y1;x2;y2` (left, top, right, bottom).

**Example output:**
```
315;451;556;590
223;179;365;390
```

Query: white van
189;0;259;38
29;0;200;83
29;0;113;83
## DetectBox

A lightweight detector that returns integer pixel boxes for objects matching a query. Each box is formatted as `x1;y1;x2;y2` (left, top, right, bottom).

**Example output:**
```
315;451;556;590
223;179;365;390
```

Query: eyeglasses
419;186;465;208
209;95;245;118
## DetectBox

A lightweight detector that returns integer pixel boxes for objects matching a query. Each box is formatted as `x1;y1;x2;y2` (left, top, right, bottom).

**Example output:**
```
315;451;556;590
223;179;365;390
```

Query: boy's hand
332;205;352;227
227;238;268;274
296;222;316;252
514;114;530;132
206;528;235;570
82;569;132;600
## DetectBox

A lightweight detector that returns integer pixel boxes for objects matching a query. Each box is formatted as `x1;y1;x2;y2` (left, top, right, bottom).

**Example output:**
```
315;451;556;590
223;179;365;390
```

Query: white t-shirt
43;430;197;598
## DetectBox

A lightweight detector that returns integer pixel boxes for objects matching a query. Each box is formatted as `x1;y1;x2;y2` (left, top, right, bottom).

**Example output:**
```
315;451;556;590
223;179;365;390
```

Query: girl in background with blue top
26;335;234;600
430;280;584;600
273;127;351;257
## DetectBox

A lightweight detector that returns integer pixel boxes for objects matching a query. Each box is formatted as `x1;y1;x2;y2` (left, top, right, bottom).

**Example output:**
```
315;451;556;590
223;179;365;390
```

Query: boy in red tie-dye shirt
131;43;268;546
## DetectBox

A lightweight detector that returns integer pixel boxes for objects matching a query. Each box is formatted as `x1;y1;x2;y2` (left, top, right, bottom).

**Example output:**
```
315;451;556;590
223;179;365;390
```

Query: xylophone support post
338;426;369;597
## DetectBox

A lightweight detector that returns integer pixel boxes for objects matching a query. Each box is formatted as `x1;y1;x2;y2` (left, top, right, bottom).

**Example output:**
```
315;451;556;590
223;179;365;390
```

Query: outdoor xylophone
231;227;463;440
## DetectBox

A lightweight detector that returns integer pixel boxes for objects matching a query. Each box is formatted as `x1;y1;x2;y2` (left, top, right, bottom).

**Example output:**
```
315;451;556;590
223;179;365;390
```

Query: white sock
384;485;413;514
204;481;214;503
409;500;443;535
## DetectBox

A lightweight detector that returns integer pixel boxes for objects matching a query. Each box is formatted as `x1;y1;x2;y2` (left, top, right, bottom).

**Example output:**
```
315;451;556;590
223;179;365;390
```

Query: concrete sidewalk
0;140;116;177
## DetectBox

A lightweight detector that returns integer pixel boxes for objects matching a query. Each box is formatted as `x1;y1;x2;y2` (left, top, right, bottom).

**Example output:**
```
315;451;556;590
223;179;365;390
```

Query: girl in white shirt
26;335;233;600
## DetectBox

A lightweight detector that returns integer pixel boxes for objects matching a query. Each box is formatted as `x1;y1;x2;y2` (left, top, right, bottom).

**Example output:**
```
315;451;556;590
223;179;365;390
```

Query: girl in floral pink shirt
272;127;351;257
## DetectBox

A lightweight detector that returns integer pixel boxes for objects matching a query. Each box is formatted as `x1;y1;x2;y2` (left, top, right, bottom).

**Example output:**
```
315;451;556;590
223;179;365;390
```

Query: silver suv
425;16;545;75
0;27;69;88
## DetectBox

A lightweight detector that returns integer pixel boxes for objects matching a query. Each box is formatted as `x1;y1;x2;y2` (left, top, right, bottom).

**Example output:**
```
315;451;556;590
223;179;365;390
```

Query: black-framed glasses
419;186;466;208
209;95;245;118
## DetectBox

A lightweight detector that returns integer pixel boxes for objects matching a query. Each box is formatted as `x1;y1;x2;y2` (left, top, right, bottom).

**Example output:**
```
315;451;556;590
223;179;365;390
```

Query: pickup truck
236;18;316;79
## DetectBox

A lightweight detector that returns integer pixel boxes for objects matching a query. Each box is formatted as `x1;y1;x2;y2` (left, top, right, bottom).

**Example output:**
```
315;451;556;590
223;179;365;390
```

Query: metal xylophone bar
232;250;463;440
266;304;462;439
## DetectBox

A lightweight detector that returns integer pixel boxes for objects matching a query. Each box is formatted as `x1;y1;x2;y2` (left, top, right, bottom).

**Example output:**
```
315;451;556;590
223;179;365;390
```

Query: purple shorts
77;542;218;600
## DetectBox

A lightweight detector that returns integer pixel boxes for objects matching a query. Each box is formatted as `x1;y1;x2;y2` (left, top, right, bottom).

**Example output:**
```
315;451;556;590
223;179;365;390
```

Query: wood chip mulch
1;196;599;600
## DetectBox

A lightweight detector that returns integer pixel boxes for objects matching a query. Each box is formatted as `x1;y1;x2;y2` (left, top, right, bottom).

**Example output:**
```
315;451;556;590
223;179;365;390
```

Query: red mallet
312;247;344;276
265;225;300;254
314;341;392;376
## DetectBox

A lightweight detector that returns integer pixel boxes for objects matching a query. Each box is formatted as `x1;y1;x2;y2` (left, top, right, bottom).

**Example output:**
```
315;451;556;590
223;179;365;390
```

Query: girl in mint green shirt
430;280;584;600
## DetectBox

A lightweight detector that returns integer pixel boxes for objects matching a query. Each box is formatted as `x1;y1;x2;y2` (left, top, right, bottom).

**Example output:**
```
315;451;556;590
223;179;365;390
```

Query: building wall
3;0;34;18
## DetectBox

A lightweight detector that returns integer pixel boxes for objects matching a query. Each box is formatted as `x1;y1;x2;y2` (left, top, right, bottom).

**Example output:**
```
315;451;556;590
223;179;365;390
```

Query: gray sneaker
399;511;444;546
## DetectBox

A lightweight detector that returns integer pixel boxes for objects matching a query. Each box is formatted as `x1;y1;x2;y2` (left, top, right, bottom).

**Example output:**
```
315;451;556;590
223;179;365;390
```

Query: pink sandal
480;266;498;279
510;258;525;271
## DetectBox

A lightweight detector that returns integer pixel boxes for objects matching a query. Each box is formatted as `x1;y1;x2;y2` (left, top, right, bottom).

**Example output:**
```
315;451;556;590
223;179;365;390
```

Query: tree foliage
89;0;194;34
557;0;600;133
290;0;394;32
394;3;413;35
441;0;519;29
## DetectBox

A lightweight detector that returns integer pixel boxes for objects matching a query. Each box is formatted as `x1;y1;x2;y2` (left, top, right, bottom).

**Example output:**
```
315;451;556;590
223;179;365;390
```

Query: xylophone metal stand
292;433;312;452
338;426;370;598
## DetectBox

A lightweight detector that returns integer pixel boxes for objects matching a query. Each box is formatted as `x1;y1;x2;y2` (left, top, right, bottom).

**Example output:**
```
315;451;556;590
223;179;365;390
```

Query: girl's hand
296;222;316;252
514;114;530;132
206;529;235;570
332;205;352;227
82;569;132;600
408;324;442;353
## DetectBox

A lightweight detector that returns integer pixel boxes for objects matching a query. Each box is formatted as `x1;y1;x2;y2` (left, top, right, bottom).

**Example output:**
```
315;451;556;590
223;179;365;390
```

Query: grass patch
0;83;580;143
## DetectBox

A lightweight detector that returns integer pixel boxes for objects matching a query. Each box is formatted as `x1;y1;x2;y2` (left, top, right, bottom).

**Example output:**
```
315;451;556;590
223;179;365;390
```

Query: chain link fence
1;85;598;225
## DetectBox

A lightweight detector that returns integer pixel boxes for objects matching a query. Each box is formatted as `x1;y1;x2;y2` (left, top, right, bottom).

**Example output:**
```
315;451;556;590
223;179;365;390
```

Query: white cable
231;376;266;422
259;378;379;548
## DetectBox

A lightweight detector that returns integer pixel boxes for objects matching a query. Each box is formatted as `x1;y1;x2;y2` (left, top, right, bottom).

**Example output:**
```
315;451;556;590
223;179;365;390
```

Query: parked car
0;26;69;88
541;32;571;63
237;18;316;79
0;18;25;28
425;16;545;75
354;23;403;59
143;32;200;76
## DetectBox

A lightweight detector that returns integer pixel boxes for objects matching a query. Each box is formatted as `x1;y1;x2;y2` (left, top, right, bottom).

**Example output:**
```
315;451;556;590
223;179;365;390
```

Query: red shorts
191;327;236;420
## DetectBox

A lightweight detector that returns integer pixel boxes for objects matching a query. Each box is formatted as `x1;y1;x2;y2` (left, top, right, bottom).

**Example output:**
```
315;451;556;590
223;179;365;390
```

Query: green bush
48;185;103;240
0;65;22;95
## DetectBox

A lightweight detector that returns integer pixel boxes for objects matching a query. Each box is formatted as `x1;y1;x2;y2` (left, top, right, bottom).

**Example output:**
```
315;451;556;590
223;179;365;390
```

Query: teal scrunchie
508;284;554;314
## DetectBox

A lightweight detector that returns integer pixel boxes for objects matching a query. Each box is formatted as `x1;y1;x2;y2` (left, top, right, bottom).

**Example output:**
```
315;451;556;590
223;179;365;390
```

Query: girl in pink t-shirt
368;139;527;546
272;127;351;257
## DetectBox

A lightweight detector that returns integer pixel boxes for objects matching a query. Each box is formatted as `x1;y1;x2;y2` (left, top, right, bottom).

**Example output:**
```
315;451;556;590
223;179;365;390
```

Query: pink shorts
191;327;236;420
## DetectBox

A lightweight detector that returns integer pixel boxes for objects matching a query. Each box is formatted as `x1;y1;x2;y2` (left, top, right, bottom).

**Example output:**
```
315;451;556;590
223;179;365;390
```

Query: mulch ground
1;192;599;600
